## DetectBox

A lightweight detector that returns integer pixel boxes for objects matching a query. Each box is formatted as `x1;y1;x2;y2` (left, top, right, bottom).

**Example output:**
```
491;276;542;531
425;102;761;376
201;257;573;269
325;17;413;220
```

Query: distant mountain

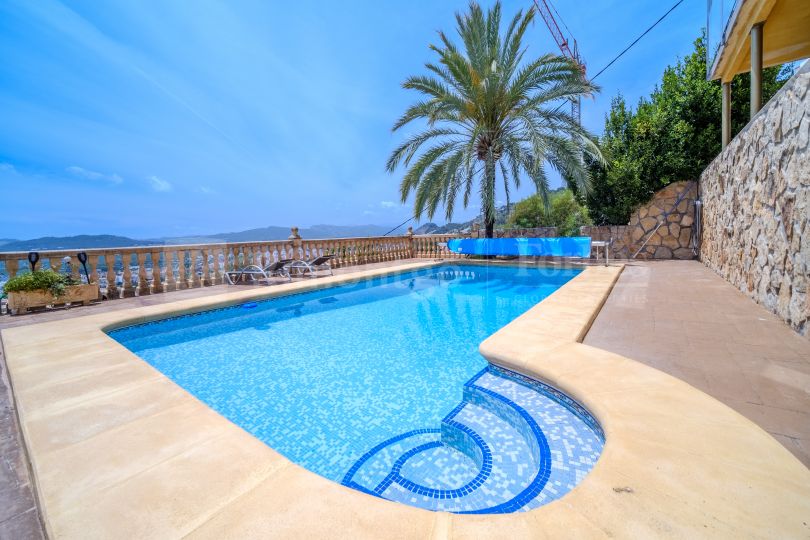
0;234;158;252
0;225;406;252
414;204;513;235
162;224;397;244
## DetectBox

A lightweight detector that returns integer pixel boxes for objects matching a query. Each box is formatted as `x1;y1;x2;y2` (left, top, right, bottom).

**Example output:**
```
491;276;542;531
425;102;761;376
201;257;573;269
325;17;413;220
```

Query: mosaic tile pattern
343;367;603;513
109;264;599;514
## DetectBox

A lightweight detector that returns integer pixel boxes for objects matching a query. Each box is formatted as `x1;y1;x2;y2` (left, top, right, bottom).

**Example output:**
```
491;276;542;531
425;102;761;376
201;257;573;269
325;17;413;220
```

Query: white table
591;240;610;266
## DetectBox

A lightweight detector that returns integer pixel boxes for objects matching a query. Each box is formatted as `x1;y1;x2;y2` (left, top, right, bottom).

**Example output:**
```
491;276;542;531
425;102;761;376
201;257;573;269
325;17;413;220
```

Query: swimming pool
109;263;604;513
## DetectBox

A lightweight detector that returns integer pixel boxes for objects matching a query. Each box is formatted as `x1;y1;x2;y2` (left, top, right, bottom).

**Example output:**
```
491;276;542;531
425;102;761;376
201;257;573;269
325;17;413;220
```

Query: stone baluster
254;245;264;268
221;247;230;273
86;253;102;299
164;251;176;292
339;241;348;266
323;241;332;265
119;253;133;297
211;248;222;285
237;245;245;269
104;252;119;299
5;258;19;280
83;254;98;283
190;249;202;288
136;252;149;295
202;248;211;286
178;250;189;290
150;251;163;293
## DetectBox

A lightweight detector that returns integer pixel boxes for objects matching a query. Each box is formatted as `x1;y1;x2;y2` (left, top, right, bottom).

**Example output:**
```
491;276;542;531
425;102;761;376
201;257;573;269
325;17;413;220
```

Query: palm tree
387;1;602;238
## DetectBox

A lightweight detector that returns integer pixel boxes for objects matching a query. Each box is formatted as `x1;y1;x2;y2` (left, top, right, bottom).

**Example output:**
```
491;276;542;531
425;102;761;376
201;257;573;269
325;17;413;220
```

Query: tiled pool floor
343;366;603;513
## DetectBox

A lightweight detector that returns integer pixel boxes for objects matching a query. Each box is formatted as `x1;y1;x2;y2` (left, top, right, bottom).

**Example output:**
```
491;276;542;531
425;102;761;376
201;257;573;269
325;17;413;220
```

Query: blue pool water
110;264;604;513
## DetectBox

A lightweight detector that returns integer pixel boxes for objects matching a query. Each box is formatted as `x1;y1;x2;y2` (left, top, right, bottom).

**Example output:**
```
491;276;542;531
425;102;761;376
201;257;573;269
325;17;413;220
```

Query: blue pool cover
447;237;592;258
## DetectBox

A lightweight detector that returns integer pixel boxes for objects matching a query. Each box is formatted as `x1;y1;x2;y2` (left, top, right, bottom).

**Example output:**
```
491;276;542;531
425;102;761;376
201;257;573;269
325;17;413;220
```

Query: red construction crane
532;0;584;123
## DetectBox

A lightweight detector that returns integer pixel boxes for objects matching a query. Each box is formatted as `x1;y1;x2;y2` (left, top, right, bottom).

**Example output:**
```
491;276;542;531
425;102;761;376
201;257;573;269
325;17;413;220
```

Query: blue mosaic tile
343;365;603;513
108;264;601;515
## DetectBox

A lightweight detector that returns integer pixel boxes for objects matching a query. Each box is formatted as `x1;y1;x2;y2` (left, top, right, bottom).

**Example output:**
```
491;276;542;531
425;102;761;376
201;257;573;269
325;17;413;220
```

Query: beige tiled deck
0;259;420;538
1;259;809;538
584;260;810;466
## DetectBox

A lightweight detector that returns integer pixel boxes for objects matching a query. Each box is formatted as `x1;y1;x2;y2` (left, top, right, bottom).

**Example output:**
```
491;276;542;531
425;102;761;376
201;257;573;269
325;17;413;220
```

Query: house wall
699;62;809;336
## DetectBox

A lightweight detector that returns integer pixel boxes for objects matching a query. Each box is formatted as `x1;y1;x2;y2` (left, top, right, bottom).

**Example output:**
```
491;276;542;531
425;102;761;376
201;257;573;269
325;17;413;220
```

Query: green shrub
507;189;591;237
585;33;793;225
3;269;80;297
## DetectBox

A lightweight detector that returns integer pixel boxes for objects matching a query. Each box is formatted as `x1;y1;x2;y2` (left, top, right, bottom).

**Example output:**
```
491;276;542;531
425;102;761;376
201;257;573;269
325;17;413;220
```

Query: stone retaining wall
699;62;809;337
582;180;698;260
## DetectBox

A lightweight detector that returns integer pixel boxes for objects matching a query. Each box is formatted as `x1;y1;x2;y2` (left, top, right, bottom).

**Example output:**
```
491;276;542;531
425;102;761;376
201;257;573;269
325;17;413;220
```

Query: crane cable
549;0;686;115
590;0;685;82
388;0;687;234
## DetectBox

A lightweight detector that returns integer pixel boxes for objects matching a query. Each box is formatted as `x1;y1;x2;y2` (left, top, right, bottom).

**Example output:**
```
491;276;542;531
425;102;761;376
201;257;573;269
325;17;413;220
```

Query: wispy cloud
147;175;172;192
67;165;123;184
380;200;400;209
198;185;216;195
0;162;16;173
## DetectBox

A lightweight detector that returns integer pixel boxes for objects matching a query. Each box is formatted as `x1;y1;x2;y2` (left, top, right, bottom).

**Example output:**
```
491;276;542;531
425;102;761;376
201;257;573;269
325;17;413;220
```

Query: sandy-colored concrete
0;345;45;539
585;261;810;467
2;260;810;539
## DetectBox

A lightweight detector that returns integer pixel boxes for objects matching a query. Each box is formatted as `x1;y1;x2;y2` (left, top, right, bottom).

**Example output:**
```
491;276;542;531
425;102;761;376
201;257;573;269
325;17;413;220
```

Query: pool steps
343;367;557;513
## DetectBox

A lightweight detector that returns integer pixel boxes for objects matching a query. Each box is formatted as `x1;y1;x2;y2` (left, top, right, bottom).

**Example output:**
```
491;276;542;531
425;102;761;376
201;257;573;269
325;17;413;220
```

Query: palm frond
387;1;602;235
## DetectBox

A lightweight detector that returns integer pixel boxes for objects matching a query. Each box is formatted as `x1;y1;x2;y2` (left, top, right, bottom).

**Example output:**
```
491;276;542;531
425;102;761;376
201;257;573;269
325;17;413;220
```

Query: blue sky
0;0;705;239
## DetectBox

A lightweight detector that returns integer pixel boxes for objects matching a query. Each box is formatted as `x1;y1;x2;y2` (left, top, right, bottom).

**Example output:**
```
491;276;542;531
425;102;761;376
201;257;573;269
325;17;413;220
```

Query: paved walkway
0;259;420;537
585;260;810;467
2;258;808;536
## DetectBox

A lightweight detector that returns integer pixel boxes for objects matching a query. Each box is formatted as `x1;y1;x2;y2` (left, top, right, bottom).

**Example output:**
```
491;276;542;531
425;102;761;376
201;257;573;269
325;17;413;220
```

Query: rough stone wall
581;180;698;260
700;62;809;337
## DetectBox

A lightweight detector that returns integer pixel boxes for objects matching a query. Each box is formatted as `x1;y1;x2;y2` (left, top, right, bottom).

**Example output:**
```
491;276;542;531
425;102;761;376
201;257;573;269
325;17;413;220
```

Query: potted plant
3;269;98;315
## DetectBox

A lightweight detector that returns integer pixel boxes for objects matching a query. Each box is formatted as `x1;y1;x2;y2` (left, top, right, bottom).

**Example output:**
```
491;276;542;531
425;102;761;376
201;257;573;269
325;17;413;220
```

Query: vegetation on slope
506;189;590;237
585;34;793;225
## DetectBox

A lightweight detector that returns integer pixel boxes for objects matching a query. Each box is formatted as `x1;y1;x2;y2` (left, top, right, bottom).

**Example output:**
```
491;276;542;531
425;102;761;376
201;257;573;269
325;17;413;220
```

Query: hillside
0;225;405;252
0;235;157;252
413;204;513;234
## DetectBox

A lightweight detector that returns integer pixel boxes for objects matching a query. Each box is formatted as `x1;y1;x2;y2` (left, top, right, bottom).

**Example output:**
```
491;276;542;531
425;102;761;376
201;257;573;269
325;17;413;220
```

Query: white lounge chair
288;255;334;277
225;259;292;284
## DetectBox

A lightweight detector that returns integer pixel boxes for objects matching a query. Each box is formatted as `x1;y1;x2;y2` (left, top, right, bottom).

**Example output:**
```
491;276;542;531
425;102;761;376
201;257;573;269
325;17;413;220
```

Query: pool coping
1;260;809;538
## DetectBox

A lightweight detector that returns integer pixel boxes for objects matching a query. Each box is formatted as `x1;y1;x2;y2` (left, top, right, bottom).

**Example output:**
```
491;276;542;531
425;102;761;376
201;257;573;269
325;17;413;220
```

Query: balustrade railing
0;229;464;304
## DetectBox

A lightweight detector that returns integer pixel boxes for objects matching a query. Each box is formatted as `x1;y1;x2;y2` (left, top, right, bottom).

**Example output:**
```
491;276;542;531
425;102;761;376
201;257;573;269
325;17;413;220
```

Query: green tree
586;33;793;225
507;189;591;236
387;1;602;238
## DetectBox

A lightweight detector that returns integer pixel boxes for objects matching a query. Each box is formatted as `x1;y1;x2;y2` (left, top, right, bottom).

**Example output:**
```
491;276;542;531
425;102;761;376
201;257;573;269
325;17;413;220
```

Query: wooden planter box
7;284;99;315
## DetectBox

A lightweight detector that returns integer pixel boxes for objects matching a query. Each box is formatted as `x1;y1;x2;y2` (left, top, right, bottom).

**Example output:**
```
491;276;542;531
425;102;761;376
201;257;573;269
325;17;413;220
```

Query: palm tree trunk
483;156;497;239
485;217;495;238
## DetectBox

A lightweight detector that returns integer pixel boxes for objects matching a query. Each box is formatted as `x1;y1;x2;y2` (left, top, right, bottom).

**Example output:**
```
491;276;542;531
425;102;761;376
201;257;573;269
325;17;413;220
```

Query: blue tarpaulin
446;237;592;258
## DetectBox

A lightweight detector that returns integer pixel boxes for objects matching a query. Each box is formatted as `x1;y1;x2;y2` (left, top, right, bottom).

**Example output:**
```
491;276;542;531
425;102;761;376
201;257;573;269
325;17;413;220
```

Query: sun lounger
288;255;334;277
225;259;292;284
